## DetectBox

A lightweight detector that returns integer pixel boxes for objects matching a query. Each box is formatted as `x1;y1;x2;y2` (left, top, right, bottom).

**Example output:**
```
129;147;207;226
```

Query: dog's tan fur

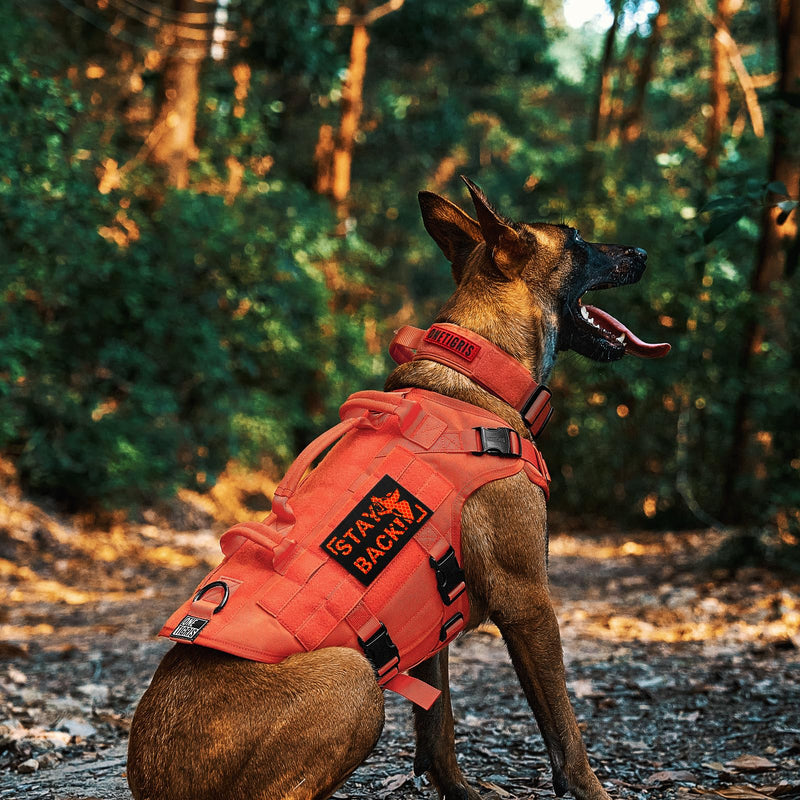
127;183;611;800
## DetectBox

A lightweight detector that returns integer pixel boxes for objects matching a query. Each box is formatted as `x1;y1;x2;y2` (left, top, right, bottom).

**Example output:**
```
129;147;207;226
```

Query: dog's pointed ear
418;190;482;282
461;176;526;280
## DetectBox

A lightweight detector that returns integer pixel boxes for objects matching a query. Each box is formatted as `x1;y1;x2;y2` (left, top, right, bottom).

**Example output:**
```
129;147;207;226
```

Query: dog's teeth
581;306;589;320
616;333;626;343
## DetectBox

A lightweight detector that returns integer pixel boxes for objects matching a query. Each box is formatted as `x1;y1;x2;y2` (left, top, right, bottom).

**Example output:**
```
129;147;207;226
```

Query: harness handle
339;391;412;419
220;521;285;557
220;399;408;563
276;392;418;515
272;416;363;523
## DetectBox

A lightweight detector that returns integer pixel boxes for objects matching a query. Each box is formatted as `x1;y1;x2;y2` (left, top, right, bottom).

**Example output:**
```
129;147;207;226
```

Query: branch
750;72;778;88
331;0;405;27
694;0;765;137
716;27;765;137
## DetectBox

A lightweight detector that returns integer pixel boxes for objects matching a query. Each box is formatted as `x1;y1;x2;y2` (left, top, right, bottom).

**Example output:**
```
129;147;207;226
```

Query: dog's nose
632;247;647;260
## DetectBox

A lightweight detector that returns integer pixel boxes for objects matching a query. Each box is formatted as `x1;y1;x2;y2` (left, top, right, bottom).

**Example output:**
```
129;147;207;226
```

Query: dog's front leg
410;649;481;800
491;581;610;800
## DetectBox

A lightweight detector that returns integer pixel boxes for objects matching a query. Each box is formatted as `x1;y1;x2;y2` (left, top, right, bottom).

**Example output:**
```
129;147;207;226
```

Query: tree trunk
620;0;669;143
588;2;621;143
331;16;370;220
704;0;736;172
149;0;214;189
316;1;405;219
720;0;800;520
314;124;335;196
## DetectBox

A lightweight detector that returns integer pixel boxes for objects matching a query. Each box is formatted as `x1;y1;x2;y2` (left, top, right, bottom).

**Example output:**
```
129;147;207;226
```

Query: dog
127;177;669;800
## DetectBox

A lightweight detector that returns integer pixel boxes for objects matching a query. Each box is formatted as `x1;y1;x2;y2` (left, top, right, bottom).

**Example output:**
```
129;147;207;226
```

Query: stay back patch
170;615;210;641
321;475;432;586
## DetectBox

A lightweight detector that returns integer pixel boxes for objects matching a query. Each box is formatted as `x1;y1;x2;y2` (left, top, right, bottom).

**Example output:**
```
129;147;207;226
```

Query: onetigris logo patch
322;475;432;586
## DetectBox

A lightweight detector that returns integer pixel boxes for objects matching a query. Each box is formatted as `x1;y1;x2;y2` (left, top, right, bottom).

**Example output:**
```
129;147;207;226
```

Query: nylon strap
383;673;441;709
389;324;553;438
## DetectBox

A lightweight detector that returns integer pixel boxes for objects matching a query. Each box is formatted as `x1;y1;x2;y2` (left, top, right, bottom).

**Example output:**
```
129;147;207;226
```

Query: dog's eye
573;231;584;244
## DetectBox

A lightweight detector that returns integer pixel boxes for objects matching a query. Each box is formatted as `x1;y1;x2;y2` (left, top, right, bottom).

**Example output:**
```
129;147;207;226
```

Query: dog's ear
461;176;527;280
418;191;482;282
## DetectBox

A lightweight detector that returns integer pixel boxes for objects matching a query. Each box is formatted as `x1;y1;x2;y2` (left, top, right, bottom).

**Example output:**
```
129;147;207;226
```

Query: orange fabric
389;323;554;437
160;388;550;708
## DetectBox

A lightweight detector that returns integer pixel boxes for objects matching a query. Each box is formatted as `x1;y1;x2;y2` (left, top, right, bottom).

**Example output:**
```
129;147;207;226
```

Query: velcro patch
424;326;480;362
171;615;209;641
321;475;432;586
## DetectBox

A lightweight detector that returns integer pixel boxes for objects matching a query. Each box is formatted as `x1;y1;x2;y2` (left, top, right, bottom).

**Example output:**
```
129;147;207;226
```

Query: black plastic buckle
440;612;464;642
429;547;466;605
473;427;522;458
520;384;553;438
358;622;400;678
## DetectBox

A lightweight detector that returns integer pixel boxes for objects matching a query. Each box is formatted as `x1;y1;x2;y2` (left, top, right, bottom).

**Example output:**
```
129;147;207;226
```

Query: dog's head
419;177;669;380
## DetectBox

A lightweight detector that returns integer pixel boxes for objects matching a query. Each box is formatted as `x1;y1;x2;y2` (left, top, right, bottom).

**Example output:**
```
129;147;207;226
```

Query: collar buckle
520;385;553;438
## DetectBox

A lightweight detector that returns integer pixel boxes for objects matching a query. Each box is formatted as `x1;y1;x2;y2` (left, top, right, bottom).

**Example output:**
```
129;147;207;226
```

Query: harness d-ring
194;580;229;614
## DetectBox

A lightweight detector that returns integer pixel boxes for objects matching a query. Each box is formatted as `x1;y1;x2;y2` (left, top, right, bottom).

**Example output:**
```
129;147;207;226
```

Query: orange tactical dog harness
160;324;552;708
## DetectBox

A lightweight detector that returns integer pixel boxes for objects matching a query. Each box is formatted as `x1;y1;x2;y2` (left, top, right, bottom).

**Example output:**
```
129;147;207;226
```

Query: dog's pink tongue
583;305;671;359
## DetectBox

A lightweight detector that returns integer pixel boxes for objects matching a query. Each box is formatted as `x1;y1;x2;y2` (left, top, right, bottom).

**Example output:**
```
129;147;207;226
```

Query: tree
721;0;800;520
588;0;621;144
148;0;217;188
704;0;737;172
619;0;670;143
315;0;405;222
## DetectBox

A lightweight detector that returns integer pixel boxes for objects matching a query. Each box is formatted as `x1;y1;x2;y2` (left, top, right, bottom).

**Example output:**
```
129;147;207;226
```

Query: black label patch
424;326;481;362
171;615;210;641
321;475;432;586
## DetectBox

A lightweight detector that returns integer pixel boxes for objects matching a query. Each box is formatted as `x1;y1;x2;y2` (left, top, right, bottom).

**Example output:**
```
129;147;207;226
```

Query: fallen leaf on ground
725;756;778;772
646;770;698;784
477;779;514;797
570;678;596;698
378;772;413;798
692;786;778;798
763;783;800;798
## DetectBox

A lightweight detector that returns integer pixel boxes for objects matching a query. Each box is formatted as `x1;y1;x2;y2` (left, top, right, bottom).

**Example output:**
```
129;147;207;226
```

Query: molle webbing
160;388;550;709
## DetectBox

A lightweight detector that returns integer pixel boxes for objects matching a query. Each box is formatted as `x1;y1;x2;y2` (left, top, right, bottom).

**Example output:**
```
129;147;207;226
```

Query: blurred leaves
0;8;379;507
0;0;797;530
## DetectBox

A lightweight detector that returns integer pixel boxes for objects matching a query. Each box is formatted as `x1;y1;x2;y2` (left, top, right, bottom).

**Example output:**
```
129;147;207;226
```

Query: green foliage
0;8;378;507
0;0;797;534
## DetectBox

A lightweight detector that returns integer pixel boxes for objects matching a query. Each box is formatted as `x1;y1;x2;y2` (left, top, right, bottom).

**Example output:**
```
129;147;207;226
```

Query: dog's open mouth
576;299;671;359
554;238;671;362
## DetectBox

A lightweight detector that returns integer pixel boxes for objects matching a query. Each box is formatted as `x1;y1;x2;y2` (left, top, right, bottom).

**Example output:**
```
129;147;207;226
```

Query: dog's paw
568;778;612;800
442;783;482;800
413;753;431;777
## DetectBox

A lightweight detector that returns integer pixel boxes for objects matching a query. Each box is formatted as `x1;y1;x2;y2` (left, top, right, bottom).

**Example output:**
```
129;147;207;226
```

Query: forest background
1;0;798;559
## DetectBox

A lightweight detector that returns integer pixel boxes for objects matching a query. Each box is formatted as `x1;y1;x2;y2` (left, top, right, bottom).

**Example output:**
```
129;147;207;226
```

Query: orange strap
384;673;441;710
390;324;553;437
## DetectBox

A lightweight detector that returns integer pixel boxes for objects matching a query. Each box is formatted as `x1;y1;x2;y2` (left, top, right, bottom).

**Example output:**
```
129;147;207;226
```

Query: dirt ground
1;464;799;800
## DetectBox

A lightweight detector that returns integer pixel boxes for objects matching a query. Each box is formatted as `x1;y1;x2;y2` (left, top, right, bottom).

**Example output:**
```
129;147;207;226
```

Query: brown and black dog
127;178;668;800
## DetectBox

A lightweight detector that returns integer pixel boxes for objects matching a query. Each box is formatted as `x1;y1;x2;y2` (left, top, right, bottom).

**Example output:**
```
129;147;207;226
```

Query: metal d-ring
193;580;229;614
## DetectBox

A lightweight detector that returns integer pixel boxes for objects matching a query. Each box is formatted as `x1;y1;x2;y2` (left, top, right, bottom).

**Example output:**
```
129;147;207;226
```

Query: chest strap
389;323;553;438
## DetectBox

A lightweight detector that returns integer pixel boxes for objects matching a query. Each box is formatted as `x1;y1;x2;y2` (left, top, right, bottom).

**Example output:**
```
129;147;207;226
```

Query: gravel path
1;489;798;800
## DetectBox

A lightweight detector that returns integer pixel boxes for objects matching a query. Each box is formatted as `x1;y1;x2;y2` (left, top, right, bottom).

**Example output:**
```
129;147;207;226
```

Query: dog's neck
384;275;557;436
437;272;556;383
